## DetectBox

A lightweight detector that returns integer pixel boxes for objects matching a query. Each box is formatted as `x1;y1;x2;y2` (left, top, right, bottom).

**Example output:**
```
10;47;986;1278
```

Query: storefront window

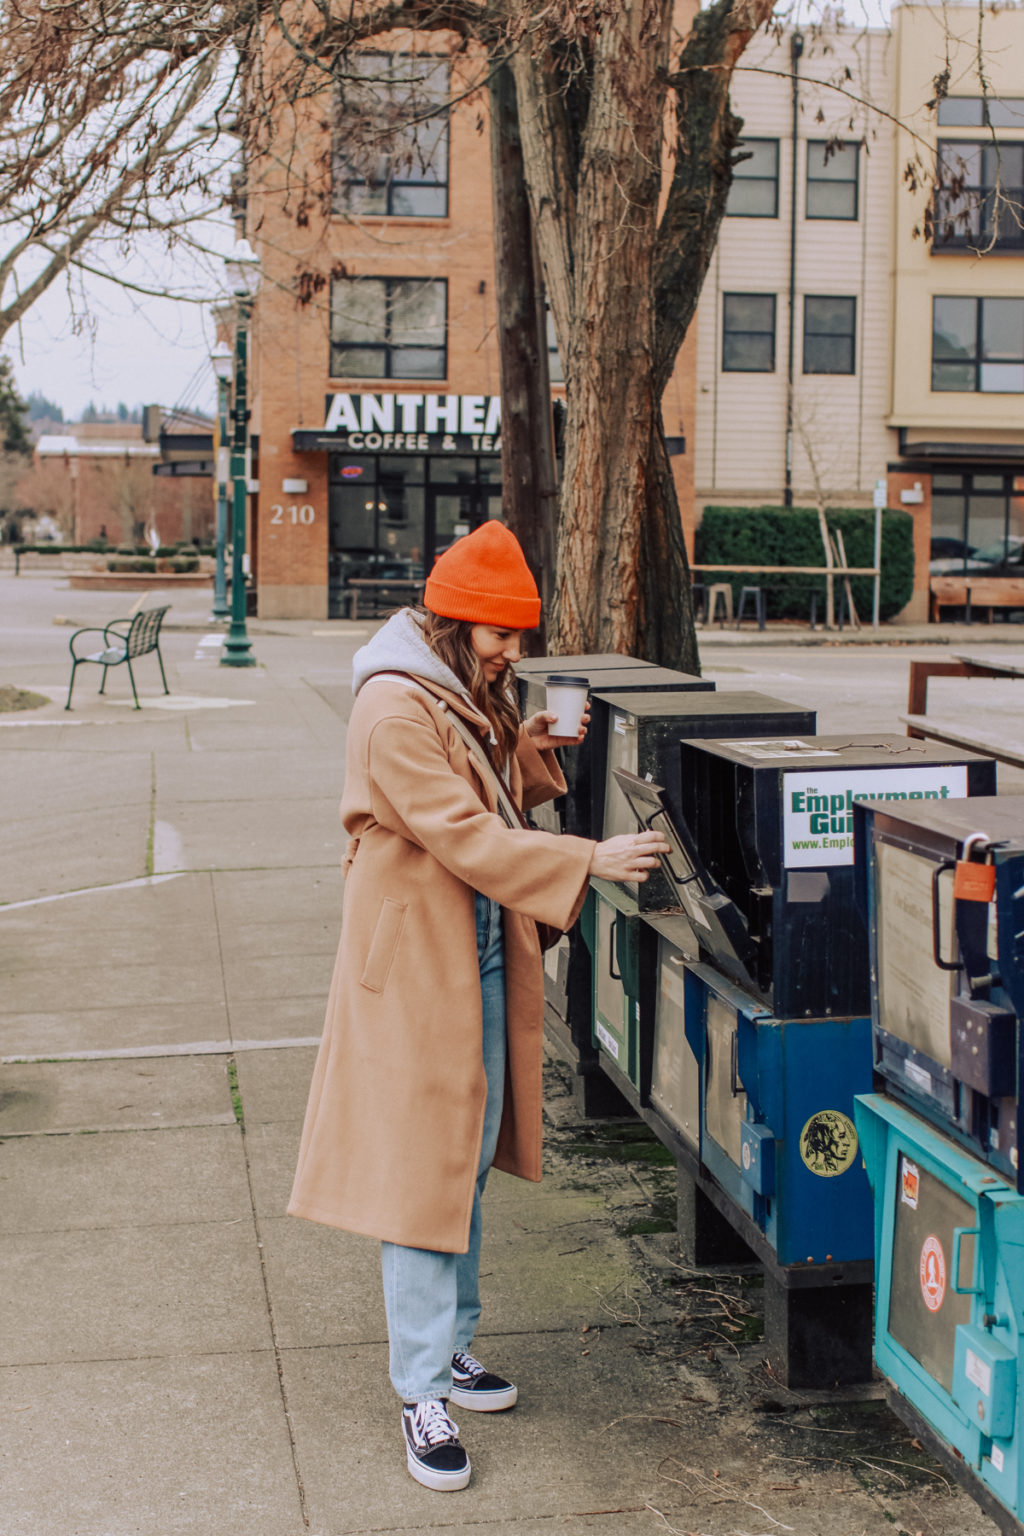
928;471;1024;571
328;452;502;615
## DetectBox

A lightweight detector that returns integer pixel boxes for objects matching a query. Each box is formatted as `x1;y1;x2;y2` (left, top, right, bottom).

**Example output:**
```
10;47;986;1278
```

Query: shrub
107;556;156;573
168;555;199;573
694;505;914;622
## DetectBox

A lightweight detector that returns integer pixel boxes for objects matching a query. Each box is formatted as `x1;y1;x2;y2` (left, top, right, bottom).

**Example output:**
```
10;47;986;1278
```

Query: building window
934;141;1024;253
930;471;1024;572
932;296;1024;393
803;296;856;374
937;96;1024;129
726;139;779;217
722;294;776;371
805;140;859;220
333;53;449;218
330;277;447;379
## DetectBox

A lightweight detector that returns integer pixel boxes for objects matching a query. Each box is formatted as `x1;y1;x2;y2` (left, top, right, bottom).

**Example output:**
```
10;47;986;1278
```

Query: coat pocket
359;898;407;993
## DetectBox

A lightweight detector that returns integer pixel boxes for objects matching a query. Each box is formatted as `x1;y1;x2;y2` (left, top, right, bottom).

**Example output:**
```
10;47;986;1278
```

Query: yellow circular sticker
800;1110;858;1178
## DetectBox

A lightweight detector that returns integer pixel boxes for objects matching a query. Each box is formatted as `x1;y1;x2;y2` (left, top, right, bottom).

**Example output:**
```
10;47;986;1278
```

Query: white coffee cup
545;674;590;738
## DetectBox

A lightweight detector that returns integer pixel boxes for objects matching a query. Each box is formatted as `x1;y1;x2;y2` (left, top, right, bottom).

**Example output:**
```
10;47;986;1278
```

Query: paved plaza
2;571;1017;1535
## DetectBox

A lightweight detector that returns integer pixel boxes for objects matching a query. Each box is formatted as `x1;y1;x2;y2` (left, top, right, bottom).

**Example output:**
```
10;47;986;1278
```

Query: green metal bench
65;605;171;710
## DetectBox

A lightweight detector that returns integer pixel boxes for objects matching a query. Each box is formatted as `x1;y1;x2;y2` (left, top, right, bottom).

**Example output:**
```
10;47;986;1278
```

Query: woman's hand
525;704;591;751
588;829;672;883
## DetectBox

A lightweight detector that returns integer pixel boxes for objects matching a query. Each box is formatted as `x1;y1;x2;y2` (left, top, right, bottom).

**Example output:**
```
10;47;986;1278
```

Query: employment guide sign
783;764;968;868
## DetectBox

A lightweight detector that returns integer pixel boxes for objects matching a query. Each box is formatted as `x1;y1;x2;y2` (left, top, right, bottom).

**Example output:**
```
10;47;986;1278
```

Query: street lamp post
221;239;260;668
210;340;232;622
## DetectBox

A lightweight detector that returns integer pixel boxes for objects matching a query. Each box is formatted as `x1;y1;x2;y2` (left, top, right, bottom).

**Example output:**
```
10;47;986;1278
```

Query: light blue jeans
381;892;507;1402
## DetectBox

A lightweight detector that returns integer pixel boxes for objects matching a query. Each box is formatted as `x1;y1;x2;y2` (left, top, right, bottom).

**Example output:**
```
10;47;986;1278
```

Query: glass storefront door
329;452;501;616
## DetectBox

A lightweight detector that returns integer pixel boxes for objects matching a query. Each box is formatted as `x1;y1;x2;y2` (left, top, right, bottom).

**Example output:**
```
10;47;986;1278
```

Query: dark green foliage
26;391;64;423
108;557;156;572
106;553;199;573
0;359;32;457
695;505;915;622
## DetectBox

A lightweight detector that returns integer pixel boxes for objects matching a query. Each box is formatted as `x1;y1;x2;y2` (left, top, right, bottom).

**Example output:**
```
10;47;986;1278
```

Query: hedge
13;542;215;557
695;505;915;622
106;555;199;573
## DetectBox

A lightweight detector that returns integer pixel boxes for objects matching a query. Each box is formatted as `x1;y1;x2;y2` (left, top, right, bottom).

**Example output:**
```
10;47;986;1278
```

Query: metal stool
691;581;707;624
706;582;733;626
736;585;766;630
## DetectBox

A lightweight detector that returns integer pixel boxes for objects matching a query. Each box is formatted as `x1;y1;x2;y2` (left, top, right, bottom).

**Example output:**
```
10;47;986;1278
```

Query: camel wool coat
288;674;595;1253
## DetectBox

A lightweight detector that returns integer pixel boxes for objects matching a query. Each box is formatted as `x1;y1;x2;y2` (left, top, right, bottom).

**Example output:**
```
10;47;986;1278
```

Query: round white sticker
920;1235;946;1313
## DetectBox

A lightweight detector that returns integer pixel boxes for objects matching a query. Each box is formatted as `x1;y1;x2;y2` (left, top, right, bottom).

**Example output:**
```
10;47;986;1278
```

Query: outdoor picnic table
344;577;425;619
903;651;1024;770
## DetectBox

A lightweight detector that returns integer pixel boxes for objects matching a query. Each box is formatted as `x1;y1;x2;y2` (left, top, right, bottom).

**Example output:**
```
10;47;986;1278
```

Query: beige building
888;2;1024;616
694;24;895;511
695;4;1024;621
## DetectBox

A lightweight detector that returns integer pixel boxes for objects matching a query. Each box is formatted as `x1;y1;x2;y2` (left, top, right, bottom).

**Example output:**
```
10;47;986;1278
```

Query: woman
288;521;669;1492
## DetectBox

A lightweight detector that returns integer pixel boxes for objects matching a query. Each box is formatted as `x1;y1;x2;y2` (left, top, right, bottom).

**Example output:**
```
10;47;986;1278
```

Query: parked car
930;535;1024;575
929;536;972;563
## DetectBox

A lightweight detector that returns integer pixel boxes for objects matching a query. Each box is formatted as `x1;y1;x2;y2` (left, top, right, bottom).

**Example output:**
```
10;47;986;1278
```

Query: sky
8;226;233;423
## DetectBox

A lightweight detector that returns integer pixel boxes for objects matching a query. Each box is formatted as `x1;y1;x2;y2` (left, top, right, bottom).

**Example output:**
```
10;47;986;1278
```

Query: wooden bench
65;605;171;710
930;575;1024;622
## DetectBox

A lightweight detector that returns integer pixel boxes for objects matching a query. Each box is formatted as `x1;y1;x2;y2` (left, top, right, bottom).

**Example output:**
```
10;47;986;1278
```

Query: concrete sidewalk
0;572;1006;1536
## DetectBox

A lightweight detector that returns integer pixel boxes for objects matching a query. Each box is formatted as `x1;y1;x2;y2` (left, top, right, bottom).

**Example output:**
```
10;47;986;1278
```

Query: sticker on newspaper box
900;1156;920;1210
595;1021;620;1061
920;1235;947;1313
783;765;969;868
799;1110;858;1177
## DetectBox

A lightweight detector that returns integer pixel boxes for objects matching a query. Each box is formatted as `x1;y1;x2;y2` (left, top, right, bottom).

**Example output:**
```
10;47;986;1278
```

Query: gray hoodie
351;607;472;703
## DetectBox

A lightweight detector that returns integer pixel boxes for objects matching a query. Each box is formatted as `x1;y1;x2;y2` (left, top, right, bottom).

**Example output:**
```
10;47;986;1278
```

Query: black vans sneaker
401;1399;471;1491
449;1349;518;1412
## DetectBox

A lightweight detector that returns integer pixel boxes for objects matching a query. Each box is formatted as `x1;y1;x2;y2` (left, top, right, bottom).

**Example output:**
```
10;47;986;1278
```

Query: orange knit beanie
424;521;541;629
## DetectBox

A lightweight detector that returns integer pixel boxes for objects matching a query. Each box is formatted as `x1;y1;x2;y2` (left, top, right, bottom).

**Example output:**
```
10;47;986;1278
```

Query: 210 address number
270;504;316;525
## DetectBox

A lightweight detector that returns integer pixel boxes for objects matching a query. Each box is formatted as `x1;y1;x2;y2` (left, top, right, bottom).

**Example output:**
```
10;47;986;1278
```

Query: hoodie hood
351;607;472;701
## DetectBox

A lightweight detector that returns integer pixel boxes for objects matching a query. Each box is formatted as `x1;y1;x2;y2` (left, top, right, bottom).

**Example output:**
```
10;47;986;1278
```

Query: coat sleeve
365;707;593;930
515;726;568;812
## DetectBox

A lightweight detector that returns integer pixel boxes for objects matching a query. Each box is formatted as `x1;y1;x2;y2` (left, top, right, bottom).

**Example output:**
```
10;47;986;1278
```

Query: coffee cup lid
546;674;590;688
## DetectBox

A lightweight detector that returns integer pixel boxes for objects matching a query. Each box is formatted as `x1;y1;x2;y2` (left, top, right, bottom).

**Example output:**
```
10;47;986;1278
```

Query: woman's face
469;624;522;682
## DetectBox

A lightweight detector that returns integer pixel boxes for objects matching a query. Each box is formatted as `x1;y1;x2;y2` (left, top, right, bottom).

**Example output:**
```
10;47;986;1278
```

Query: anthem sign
292;392;503;454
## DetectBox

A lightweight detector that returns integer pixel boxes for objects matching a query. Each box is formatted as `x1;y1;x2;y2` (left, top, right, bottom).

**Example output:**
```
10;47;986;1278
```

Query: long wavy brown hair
419;609;521;768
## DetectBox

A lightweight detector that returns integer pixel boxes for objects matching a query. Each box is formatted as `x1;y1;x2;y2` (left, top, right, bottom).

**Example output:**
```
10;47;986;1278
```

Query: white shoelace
452;1349;484;1379
454;1351;488;1388
411;1398;459;1448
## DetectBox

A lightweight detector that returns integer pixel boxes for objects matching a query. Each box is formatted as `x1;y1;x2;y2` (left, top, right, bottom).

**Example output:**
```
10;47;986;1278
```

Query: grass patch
559;1120;676;1167
227;1058;244;1127
0;686;49;712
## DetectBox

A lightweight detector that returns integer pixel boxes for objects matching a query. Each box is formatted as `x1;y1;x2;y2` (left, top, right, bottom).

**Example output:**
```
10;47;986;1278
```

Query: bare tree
0;0;253;346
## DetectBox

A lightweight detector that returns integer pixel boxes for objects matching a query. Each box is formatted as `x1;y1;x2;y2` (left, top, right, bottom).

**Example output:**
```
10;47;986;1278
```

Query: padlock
953;832;995;903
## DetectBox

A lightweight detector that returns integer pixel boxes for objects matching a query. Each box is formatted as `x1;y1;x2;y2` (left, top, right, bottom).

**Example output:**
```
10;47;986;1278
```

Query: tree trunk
487;60;556;651
512;1;675;661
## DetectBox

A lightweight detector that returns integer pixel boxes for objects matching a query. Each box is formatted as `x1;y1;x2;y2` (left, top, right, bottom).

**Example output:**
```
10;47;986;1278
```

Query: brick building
24;414;215;547
245;30;697;621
